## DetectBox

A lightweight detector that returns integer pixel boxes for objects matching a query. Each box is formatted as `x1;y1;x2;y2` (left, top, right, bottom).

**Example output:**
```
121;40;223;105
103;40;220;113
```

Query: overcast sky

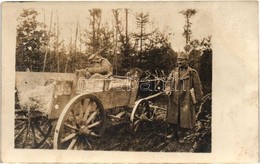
16;2;212;51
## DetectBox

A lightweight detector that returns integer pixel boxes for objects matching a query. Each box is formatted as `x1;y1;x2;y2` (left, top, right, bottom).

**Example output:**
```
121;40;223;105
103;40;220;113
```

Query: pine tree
16;9;48;71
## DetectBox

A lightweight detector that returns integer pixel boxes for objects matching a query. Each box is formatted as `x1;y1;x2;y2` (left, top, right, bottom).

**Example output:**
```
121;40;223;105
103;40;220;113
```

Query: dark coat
166;66;203;129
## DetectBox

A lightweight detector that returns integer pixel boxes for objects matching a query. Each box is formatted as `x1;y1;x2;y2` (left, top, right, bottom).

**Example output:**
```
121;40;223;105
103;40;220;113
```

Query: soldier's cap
88;52;99;60
88;48;105;60
177;52;189;60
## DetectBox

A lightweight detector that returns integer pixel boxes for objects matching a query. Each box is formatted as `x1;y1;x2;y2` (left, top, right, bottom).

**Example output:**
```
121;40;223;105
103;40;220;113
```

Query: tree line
16;8;212;78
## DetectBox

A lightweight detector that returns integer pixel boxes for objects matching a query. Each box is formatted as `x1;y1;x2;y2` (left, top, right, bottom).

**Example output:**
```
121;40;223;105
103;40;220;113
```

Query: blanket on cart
17;83;55;116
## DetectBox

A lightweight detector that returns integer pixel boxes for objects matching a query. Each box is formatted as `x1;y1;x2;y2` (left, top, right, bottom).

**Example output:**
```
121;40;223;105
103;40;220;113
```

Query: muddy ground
16;95;211;152
101;121;192;152
40;96;193;152
42;120;192;152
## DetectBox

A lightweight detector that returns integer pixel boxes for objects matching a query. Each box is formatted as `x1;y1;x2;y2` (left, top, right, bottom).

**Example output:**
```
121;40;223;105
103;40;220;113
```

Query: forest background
15;6;212;92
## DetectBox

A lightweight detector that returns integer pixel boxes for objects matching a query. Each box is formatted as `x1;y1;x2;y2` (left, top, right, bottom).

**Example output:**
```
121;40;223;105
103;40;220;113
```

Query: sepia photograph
14;2;212;152
2;1;258;163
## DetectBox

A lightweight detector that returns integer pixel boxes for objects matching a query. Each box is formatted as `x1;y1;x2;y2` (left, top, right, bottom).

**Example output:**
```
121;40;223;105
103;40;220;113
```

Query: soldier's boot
166;124;179;141
177;128;186;143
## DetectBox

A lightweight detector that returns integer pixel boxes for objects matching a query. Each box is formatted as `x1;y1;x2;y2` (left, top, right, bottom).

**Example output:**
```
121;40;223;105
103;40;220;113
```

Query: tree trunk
140;21;143;66
65;36;73;73
125;8;131;69
56;11;60;73
43;10;53;72
113;9;120;75
75;17;79;66
92;13;95;53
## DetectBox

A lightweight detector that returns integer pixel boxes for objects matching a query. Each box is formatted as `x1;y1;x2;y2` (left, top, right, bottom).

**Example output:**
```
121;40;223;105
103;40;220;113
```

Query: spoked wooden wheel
130;99;153;133
54;94;106;150
15;109;52;148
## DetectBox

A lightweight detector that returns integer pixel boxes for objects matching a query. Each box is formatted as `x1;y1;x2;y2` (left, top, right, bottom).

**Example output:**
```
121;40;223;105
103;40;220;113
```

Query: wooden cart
15;71;165;150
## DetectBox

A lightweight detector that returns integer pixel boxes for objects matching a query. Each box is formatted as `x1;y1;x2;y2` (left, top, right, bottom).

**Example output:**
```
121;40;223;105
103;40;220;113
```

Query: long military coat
166;66;203;129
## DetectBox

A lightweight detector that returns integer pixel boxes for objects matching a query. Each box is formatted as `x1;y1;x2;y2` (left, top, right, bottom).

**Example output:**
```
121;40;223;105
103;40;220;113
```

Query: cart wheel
15;109;52;148
130;99;153;133
54;94;106;150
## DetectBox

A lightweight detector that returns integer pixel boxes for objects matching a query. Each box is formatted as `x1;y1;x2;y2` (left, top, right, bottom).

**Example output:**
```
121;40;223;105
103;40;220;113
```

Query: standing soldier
165;51;203;143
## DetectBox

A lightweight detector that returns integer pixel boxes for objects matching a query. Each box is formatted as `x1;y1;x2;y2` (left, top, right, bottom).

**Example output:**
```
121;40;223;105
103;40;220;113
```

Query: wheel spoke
35;125;46;137
134;122;140;132
86;111;97;124
61;133;77;144
15;125;26;139
64;123;78;131
67;137;77;150
21;124;29;148
81;98;90;118
35;134;44;140
70;110;79;125
31;125;38;146
89;131;101;137
139;111;148;119
15;118;28;121
134;114;141;119
142;111;148;116
85;138;93;149
83;100;92;122
87;121;101;129
79;100;85;119
134;119;140;126
15;109;28;113
15;122;26;129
